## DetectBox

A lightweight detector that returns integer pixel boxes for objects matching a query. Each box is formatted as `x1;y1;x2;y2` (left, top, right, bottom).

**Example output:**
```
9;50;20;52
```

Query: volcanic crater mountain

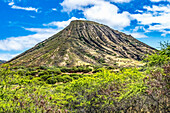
8;20;156;67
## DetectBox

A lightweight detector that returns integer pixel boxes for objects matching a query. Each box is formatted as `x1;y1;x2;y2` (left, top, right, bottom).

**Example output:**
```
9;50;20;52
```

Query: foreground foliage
0;44;169;112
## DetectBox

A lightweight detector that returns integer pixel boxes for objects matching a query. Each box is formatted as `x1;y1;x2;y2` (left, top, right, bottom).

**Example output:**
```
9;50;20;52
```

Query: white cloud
150;0;170;2
135;10;144;13
0;28;60;51
130;32;148;38
110;0;132;3
61;0;132;12
148;24;170;31
11;5;38;12
61;0;131;30
8;1;38;12
83;1;131;30
8;2;14;6
44;17;85;28
131;5;170;36
0;53;19;61
124;31;148;38
133;26;146;32
61;0;101;12
52;8;57;11
143;5;170;13
161;31;170;36
30;15;35;18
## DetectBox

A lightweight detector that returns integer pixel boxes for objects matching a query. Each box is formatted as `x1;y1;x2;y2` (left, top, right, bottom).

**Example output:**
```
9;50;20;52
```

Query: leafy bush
38;71;49;77
60;66;92;73
144;42;170;66
47;68;61;75
26;70;38;76
69;73;82;77
60;67;71;72
62;75;73;83
93;68;103;73
40;74;52;81
47;77;57;84
56;75;64;82
159;41;170;57
38;66;48;70
144;53;169;66
17;69;25;76
71;76;80;80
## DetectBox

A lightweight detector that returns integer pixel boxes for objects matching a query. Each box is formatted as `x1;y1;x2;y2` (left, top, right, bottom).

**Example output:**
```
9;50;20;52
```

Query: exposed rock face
8;20;156;67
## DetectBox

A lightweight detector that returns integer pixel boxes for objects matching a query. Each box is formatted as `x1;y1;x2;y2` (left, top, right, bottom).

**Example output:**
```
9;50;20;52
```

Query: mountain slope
0;60;6;64
8;20;156;67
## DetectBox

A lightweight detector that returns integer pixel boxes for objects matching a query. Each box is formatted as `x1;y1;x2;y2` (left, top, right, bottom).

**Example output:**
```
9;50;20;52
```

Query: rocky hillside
8;20;156;67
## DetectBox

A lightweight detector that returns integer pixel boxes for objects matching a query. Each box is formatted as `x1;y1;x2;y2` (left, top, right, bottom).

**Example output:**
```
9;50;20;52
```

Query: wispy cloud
52;8;57;11
150;0;170;2
11;5;38;12
8;1;38;12
143;5;170;13
132;4;170;36
8;1;14;6
110;0;132;3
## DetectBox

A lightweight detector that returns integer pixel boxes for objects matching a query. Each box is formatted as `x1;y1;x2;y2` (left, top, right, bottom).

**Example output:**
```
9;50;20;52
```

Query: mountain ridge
7;20;156;67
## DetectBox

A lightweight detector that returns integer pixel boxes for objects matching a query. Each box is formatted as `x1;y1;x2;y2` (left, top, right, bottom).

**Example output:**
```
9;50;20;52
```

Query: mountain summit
8;20;156;67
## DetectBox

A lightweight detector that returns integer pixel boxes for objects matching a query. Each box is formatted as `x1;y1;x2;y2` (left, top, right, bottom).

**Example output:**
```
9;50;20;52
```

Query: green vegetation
144;41;170;66
0;43;169;112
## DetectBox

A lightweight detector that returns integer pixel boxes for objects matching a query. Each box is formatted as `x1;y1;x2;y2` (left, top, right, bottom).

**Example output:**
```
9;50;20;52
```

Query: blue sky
0;0;170;60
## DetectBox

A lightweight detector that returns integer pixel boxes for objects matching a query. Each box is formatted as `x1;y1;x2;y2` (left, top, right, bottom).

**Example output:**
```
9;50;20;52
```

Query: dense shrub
17;69;25;76
47;68;61;75
160;41;170;57
69;73;82;78
40;74;52;81
144;53;169;66
62;75;73;83
55;75;64;82
47;77;57;84
26;70;38;76
144;42;170;66
60;67;71;72
93;68;103;73
60;66;92;73
38;71;49;77
38;66;48;70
